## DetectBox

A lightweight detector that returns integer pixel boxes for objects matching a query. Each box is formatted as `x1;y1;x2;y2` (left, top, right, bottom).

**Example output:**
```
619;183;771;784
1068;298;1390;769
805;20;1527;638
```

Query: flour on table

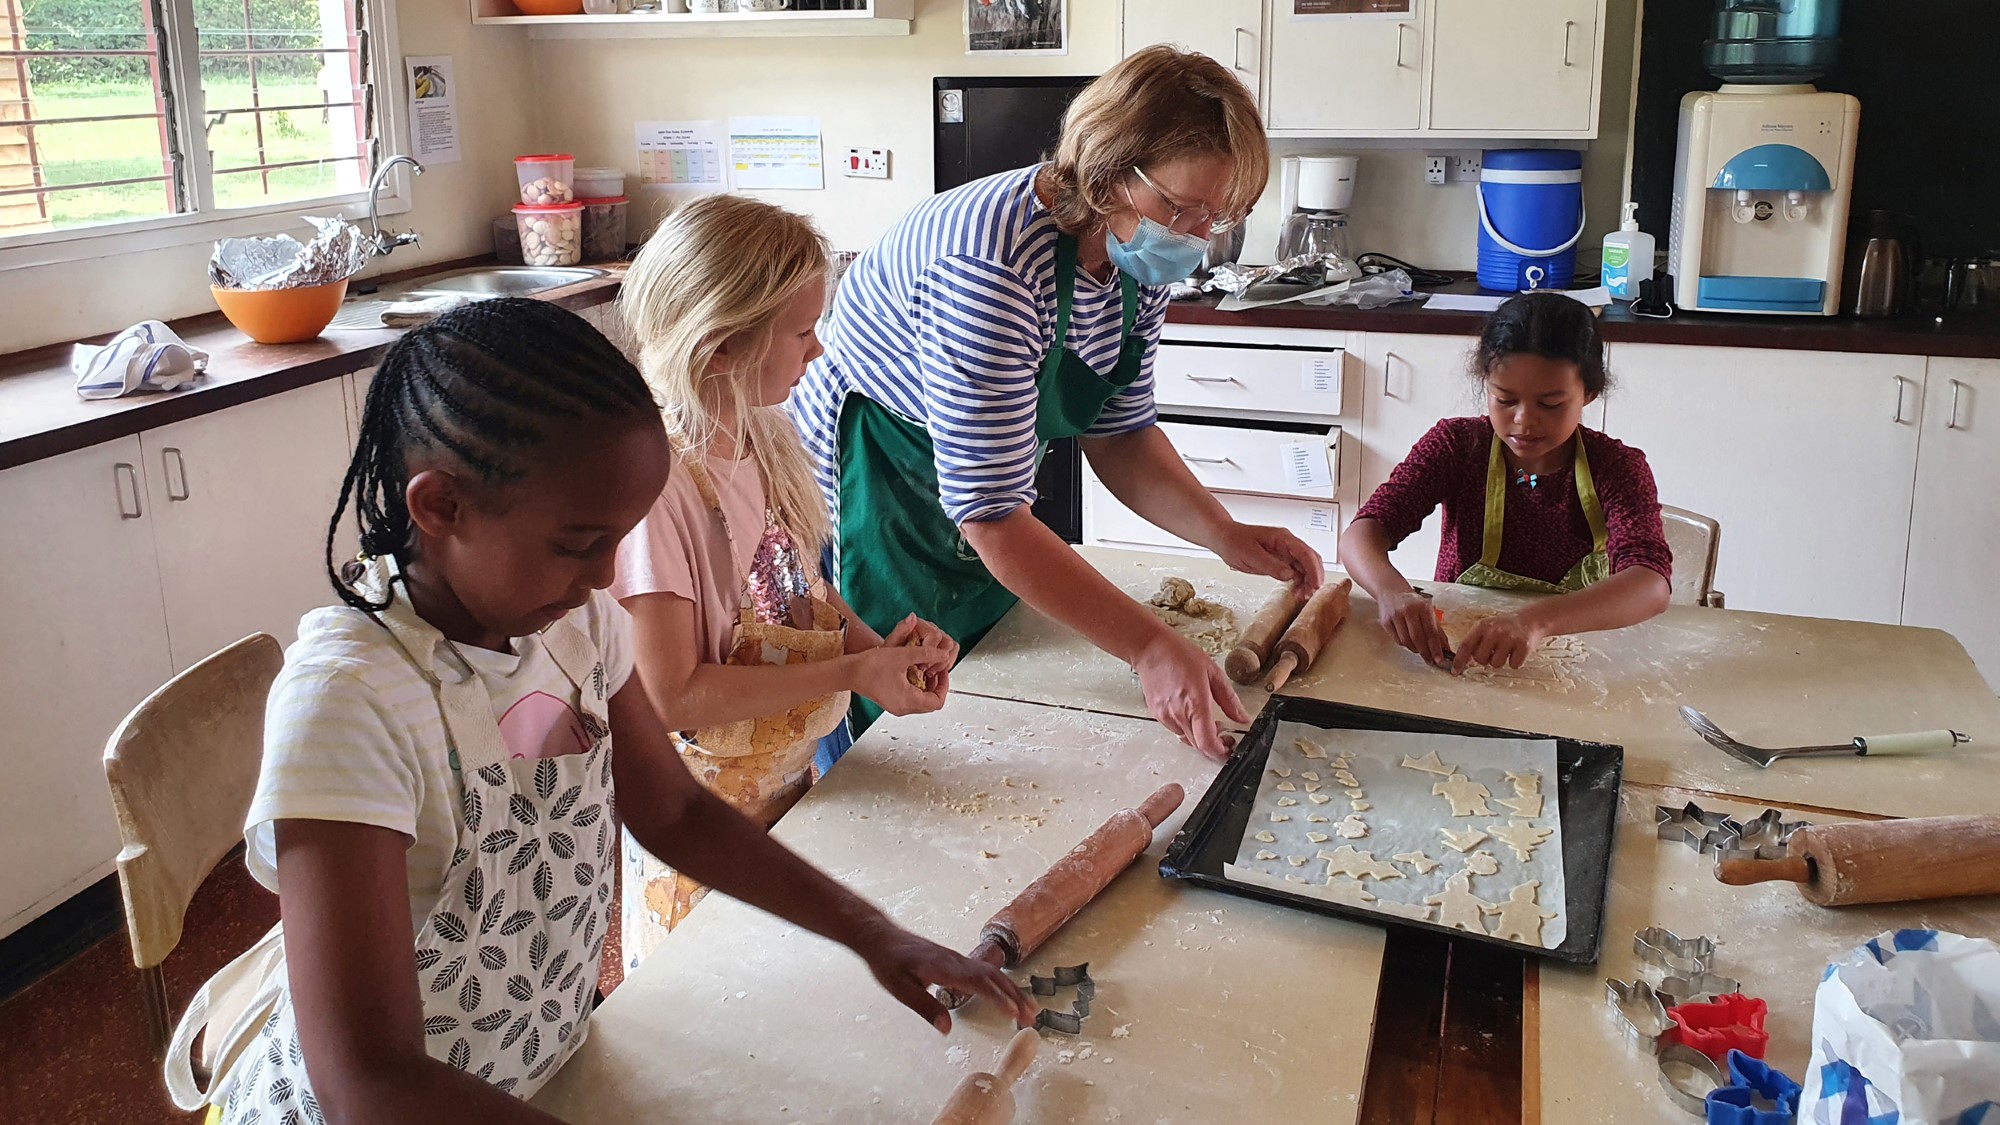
1145;577;1241;656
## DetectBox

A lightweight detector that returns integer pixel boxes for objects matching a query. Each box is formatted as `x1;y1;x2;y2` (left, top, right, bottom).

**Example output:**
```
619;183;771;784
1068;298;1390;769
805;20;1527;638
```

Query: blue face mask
1104;217;1209;287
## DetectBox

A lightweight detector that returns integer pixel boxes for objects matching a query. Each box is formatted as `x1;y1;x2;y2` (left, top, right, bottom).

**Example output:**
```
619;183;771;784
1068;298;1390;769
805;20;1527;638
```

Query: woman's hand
851;915;1038;1033
1133;629;1250;761
1450;612;1545;675
1212;522;1323;591
1381;591;1452;668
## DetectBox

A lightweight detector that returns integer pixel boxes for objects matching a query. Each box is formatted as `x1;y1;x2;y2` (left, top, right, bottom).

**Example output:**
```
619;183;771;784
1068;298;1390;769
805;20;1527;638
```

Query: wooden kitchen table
533;695;1388;1124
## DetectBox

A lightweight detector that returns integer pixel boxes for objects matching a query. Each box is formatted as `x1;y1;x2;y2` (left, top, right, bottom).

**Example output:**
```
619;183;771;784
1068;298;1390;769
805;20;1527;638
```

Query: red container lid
577;195;629;205
513;201;583;213
515;153;575;164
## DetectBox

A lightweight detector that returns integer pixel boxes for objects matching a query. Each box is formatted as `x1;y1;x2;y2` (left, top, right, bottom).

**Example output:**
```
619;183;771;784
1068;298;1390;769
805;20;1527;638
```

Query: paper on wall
636;120;726;191
727;116;823;191
405;56;459;165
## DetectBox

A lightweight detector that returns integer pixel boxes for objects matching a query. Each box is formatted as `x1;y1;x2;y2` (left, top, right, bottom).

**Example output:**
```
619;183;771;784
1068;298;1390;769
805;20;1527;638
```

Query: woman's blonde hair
620;194;832;554
1043;45;1269;235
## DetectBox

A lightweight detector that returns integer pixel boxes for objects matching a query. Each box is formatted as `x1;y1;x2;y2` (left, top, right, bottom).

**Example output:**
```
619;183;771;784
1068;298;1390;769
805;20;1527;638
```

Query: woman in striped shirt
792;46;1322;760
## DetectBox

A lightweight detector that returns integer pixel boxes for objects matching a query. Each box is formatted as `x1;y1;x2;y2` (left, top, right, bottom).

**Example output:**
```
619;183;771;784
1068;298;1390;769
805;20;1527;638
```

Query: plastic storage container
1476;149;1586;292
493;215;524;265
515;154;575;205
572;166;625;200
514;202;583;266
579;196;628;262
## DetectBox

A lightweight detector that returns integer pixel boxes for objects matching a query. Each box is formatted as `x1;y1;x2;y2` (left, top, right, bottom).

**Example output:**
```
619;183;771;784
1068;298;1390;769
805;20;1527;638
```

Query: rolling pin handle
937;936;1011;1009
1136;782;1187;829
1263;652;1301;693
995;1027;1040;1086
1715;852;1813;887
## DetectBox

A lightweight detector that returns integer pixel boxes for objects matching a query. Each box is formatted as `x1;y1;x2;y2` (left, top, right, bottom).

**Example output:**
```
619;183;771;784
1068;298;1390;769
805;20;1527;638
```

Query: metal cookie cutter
1655;1041;1727;1116
1656;971;1743;1008
1721;808;1808;859
1634;926;1718;977
1605;979;1672;1040
1655;803;1736;853
1028;963;1095;1035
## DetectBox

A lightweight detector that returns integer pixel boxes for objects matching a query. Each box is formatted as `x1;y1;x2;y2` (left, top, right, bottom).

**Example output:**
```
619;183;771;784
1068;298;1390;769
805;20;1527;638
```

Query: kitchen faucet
367;155;425;257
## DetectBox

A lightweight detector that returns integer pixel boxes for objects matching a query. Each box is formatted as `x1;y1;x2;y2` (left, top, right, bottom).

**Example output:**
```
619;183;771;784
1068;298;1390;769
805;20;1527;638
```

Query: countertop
0;259;624;472
1167;284;2000;359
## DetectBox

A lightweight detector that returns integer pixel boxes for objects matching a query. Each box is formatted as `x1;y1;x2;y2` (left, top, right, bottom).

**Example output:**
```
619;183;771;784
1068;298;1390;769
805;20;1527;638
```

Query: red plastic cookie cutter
1663;993;1769;1062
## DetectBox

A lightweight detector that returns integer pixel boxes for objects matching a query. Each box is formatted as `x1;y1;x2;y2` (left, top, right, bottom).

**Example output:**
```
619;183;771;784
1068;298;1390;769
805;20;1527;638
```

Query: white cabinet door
1120;0;1263;97
1428;0;1601;134
1083;467;1341;562
1267;10;1425;133
1601;344;1923;624
143;379;354;670
1902;359;2000;689
0;438;174;938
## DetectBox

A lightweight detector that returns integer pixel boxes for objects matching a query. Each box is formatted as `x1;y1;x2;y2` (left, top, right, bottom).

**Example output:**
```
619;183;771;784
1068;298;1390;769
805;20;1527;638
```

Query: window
1;0;383;247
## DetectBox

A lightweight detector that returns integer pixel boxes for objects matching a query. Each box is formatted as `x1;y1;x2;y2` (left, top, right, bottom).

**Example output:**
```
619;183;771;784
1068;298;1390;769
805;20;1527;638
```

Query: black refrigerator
933;74;1095;544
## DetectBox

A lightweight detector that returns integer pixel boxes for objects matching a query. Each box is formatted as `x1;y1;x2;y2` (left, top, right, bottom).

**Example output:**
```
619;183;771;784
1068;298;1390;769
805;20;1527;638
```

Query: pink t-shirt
613;449;772;664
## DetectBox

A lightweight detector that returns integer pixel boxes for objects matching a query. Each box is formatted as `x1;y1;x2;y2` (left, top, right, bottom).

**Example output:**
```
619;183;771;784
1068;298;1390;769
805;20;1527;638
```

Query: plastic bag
1299;268;1416;310
1797;929;2000;1125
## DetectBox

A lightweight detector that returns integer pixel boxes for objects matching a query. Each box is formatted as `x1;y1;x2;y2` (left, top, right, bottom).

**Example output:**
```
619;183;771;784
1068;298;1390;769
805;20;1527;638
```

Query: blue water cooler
1476;150;1586;292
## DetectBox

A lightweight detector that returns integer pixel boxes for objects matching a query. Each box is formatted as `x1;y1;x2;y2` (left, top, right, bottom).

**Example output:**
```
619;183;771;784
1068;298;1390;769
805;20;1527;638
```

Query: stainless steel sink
326;266;606;331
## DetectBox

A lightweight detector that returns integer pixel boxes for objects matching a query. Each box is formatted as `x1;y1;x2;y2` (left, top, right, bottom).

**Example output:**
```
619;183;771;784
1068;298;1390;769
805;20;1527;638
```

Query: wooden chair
102;633;283;1062
1660;505;1725;608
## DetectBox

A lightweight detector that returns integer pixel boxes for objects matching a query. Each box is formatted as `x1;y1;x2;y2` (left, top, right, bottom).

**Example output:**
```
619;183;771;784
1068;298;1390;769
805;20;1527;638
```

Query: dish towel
379;293;473;328
73;320;208;400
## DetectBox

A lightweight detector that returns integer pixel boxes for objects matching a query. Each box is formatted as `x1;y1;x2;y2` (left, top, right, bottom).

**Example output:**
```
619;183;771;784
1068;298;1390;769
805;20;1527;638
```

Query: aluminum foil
210;216;373;291
1202;251;1362;296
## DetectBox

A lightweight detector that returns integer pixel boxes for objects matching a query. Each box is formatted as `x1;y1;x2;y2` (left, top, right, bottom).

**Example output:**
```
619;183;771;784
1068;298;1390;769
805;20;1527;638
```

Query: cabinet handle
1562;20;1576;66
162;446;190;501
1891;375;1911;424
1233;26;1255;74
1384;352;1405;400
1394;22;1409;68
1180;454;1236;467
114;462;142;519
1183;374;1242;386
1947;379;1967;430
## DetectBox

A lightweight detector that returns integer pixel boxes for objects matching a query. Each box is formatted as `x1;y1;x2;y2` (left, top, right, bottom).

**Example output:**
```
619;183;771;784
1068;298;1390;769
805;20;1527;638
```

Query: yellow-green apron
836;232;1146;731
1455;433;1611;593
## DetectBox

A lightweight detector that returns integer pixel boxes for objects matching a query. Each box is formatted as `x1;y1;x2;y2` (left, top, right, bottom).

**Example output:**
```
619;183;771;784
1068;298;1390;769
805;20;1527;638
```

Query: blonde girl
612;194;958;960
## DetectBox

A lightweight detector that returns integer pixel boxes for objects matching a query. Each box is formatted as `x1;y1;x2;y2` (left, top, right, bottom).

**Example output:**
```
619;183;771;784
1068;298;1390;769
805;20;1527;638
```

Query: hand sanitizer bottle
1600;203;1654;302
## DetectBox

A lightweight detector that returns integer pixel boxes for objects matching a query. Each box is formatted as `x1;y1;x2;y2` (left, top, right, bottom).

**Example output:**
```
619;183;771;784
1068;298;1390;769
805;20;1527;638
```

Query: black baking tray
1159;696;1624;964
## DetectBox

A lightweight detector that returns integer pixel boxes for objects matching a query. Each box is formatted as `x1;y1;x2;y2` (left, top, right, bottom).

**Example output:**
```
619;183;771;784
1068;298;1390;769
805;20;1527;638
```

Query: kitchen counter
1168;286;2000;359
0;258;624;472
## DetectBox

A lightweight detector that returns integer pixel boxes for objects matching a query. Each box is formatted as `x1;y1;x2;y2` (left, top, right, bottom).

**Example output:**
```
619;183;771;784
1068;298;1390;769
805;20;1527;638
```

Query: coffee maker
1276;154;1358;264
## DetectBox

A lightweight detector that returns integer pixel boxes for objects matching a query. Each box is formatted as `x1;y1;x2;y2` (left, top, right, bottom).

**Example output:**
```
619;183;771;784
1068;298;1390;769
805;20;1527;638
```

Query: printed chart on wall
404;56;459;165
1293;0;1415;18
636;121;726;192
727;117;824;191
965;0;1066;55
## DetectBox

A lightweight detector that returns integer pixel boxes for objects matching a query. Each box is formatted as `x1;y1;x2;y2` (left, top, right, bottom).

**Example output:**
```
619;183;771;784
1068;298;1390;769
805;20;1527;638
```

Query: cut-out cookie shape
1254;831;1277;843
1441;827;1489;853
1351;800;1372;812
1335;815;1369;839
1295;739;1327;760
1307;814;1330;824
1401;749;1456;776
1287;855;1308;867
1483;880;1557;945
1433;774;1494;818
1317;845;1402;881
1494;792;1545;819
1305;783;1324;793
1487;820;1553;862
1394;851;1440;874
1374;900;1433;922
1319;878;1376;907
1270;813;1291;823
1271;767;1292;779
1300;771;1321;782
1424;870;1498;933
1345;788;1365;798
1276;781;1297;792
1306;832;1330;844
1505;770;1541;796
1307;793;1333;805
1284;874;1310;884
1461;850;1500;877
1254;849;1279;860
1276;797;1298;807
1333;770;1361;787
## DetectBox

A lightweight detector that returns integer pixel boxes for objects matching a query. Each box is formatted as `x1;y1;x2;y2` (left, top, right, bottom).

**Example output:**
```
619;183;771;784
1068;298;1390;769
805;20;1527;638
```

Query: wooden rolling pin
1263;579;1354;692
1715;814;2000;906
1224;584;1311;685
931;1028;1040;1125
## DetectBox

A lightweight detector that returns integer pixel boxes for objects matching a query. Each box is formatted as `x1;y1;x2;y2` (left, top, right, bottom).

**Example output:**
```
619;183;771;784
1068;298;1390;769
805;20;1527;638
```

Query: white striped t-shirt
789;163;1170;526
244;591;633;937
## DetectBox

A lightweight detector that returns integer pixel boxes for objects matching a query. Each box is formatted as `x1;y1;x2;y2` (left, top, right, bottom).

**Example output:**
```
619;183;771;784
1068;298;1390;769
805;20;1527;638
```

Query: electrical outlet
1424;155;1448;186
844;147;890;179
1450;153;1482;182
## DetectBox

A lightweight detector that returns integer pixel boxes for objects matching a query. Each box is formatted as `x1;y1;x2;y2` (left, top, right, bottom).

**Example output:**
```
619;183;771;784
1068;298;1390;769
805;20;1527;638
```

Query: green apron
1454;432;1611;594
837;233;1145;731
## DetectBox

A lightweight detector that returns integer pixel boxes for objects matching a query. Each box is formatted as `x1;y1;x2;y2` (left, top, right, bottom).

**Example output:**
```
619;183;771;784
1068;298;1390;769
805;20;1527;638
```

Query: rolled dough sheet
1228;723;1568;949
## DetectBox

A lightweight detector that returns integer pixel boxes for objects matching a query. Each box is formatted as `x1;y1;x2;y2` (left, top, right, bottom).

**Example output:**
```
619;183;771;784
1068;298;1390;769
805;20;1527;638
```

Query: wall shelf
469;0;913;38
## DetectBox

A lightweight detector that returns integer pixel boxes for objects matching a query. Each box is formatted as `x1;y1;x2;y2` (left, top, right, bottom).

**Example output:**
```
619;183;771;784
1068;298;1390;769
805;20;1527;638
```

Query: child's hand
852;917;1038;1032
1382;591;1452;667
1450;612;1544;675
850;642;951;715
882;614;959;679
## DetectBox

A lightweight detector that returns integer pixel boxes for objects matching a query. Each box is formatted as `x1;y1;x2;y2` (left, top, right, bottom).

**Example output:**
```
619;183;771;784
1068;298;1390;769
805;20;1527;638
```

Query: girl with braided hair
166;299;1032;1124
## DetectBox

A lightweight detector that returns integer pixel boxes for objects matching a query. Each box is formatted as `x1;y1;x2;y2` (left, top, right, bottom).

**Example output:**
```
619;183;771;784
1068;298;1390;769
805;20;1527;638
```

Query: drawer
1082;471;1341;563
1153;342;1347;415
1158;420;1340;500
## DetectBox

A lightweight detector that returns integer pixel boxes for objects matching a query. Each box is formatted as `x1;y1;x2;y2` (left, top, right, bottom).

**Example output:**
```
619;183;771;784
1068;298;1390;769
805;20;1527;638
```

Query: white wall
0;1;542;354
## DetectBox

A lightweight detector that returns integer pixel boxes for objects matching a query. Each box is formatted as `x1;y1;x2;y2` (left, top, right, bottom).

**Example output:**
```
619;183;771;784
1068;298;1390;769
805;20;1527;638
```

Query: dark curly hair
1472;291;1611;397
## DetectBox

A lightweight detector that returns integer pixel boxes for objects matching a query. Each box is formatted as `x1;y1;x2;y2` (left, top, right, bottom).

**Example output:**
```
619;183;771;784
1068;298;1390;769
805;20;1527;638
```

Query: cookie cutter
1655;1041;1727;1116
1028;962;1094;1035
1656;970;1743;1008
1606;978;1673;1040
1635;926;1719;976
1663;993;1769;1063
1655;803;1736;853
1706;1048;1802;1125
1721;808;1808;860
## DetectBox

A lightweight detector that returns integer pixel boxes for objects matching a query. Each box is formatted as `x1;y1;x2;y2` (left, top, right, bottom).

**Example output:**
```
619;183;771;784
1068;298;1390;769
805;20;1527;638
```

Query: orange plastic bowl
210;278;349;345
513;0;583;13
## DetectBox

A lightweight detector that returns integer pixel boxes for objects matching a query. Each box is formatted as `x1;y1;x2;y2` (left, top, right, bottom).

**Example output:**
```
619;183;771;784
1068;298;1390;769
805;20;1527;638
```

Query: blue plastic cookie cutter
1704;1048;1801;1125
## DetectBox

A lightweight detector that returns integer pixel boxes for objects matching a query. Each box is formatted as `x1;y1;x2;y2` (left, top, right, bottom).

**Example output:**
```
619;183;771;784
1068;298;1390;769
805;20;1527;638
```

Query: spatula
1679;706;1967;769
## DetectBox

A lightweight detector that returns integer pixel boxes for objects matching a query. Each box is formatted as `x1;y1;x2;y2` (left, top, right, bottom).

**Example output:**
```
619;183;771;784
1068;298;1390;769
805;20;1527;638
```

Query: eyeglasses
1128;166;1241;236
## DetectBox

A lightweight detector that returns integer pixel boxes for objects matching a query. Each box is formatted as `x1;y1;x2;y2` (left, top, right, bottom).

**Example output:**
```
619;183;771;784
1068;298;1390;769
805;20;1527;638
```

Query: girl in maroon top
1340;292;1672;673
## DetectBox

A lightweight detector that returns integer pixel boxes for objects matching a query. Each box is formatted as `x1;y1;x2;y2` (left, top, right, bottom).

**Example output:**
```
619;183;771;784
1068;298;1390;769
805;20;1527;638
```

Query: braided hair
326;297;659;612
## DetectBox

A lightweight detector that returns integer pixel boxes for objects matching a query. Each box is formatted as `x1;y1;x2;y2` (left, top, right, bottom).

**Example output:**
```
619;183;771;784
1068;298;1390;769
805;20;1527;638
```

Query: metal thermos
1843;211;1917;319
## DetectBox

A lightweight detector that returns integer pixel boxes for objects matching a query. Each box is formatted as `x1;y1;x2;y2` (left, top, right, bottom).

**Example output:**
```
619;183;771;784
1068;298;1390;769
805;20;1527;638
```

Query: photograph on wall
1293;0;1416;18
965;0;1067;55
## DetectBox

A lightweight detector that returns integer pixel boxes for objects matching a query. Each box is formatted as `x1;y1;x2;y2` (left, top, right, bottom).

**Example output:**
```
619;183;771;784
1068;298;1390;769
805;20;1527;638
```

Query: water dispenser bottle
1703;0;1842;83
